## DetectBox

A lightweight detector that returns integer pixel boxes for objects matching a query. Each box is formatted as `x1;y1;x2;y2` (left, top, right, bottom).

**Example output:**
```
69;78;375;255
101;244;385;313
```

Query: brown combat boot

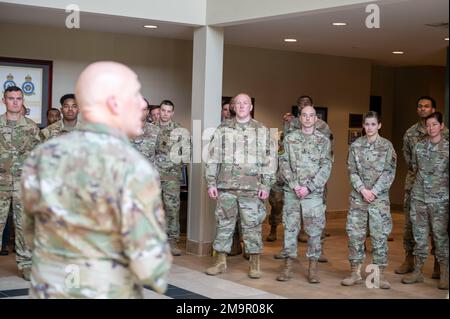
276;258;293;282
308;260;320;283
248;254;262;279
395;253;415;274
379;266;391;289
206;252;227;276
341;263;363;286
402;261;424;284
169;239;181;256
20;268;31;281
266;225;277;242
432;257;440;279
438;262;448;290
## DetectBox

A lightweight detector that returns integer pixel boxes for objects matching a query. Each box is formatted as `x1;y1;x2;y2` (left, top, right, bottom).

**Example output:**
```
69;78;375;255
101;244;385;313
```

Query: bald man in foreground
21;61;172;298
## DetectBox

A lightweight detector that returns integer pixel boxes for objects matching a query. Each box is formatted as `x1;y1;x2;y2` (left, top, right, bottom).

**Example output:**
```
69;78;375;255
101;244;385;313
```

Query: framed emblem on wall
0;56;53;127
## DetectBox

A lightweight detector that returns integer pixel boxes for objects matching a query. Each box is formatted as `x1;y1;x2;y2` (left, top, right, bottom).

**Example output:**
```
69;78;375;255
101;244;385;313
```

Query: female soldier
402;112;448;290
342;111;396;289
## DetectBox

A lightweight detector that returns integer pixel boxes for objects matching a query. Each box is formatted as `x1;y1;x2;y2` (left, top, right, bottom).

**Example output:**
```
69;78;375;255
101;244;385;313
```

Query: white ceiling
223;0;449;66
0;0;448;66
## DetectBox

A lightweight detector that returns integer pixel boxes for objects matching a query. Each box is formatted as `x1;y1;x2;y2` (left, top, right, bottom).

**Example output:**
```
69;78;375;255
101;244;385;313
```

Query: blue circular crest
22;81;35;95
3;80;16;90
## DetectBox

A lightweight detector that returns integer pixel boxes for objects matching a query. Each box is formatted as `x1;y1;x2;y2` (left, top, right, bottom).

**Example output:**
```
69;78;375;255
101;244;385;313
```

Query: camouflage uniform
402;123;449;255
410;138;449;266
205;119;276;254
279;130;332;260
268;172;284;228
130;122;160;165
346;136;397;266
0;114;41;271
40;119;81;141
21;123;172;298
283;117;334;241
155;121;190;241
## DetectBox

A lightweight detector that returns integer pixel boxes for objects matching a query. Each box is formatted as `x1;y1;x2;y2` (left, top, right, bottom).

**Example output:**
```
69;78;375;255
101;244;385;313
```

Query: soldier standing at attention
155;100;190;256
21;61;172;298
0;86;41;280
341;111;396;289
396;96;449;278
205;93;276;279
130;100;160;165
40;94;81;141
402;112;448;290
277;105;332;284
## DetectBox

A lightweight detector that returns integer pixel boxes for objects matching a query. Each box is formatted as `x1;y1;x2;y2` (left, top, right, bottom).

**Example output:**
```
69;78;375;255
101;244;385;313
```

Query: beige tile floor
0;211;448;299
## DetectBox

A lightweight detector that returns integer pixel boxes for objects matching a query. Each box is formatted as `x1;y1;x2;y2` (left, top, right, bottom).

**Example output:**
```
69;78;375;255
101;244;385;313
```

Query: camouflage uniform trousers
213;190;266;254
346;194;392;266
410;199;449;264
0;190;31;270
282;191;325;260
160;180;180;240
404;191;437;256
268;189;283;227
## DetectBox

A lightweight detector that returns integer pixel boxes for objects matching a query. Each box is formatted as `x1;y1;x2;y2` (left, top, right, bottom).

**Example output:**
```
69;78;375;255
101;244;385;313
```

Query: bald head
233;93;253;122
75;61;146;137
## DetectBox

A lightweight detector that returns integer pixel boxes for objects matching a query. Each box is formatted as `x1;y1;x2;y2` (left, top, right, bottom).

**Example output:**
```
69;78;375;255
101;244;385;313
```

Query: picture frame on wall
348;128;363;145
315;106;328;123
0;56;53;128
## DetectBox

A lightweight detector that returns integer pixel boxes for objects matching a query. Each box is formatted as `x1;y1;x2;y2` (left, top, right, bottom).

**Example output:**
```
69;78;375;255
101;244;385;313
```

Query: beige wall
223;45;373;211
0;23;193;129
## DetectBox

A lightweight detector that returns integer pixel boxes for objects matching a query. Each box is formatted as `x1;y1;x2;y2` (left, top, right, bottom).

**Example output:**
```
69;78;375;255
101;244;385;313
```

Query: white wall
0;23;193;129
223;45;373;211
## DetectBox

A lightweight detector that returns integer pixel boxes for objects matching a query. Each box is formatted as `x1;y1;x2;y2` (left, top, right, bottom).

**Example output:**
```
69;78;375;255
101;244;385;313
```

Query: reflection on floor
0;211;447;299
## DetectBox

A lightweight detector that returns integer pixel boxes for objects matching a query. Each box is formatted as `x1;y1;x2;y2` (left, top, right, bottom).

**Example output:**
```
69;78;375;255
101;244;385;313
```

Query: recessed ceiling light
332;22;347;26
392;51;404;55
445;37;449;41
144;25;158;29
284;38;297;43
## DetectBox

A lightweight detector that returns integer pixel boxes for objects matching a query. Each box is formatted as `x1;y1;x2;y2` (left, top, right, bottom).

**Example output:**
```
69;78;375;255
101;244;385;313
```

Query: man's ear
106;96;120;115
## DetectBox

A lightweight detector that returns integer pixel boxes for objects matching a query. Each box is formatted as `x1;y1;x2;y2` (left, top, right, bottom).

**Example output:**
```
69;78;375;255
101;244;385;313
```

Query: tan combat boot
266;225;277;242
308;260;320;284
276;258;293;282
169;239;181;256
20;268;31;281
402;261;424;284
341;263;363;286
438;262;448;290
248;254;262;279
432;257;440;279
395;253;415;274
379;266;391;289
206;252;227;276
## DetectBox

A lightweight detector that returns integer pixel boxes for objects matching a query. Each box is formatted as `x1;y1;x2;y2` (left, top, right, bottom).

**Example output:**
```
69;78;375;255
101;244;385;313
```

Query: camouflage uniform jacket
40;119;81;141
403;122;449;191
411;138;449;203
0;113;41;192
347;135;397;198
130;122;160;165
21;122;172;298
205;118;276;193
280;129;332;196
155;121;190;181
